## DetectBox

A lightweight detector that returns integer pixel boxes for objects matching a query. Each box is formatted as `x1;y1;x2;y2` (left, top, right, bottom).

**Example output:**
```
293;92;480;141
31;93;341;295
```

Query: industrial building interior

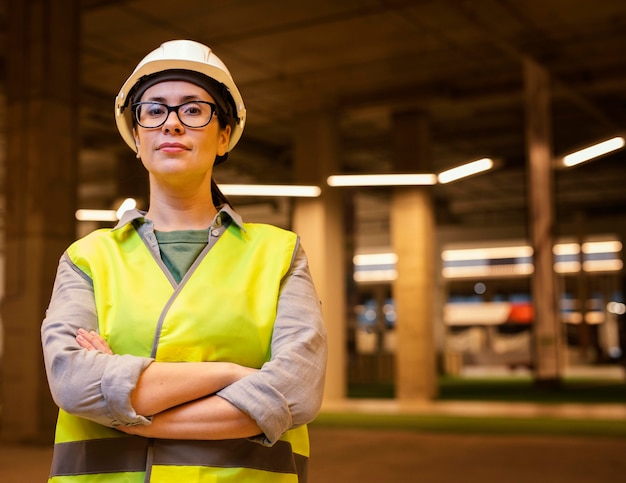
0;0;624;385
1;0;625;385
69;0;626;235
64;0;626;375
1;1;626;481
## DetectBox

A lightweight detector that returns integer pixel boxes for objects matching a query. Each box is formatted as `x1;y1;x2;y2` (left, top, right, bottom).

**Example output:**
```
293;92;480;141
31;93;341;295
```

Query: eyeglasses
132;100;218;129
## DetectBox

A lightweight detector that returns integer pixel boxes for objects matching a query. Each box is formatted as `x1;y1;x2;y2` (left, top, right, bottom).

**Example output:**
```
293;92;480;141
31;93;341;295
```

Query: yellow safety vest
49;221;310;482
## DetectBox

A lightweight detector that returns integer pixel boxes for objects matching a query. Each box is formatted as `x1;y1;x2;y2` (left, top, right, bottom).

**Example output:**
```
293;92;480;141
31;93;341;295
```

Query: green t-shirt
154;229;209;283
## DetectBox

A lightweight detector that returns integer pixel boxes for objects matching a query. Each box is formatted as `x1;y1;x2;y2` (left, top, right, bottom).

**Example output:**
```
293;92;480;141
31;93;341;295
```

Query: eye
146;103;166;117
180;102;205;117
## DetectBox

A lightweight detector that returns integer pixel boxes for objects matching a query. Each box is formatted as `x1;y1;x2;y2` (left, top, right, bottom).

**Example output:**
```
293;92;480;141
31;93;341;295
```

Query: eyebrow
145;94;211;103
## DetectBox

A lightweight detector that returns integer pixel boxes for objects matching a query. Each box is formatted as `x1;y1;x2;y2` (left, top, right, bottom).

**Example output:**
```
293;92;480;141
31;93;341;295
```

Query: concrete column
292;112;346;402
390;111;438;400
523;58;563;386
1;0;80;442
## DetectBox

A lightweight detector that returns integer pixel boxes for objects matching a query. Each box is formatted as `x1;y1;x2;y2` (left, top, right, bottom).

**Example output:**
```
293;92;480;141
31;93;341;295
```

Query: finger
76;333;95;350
76;329;113;354
88;331;114;355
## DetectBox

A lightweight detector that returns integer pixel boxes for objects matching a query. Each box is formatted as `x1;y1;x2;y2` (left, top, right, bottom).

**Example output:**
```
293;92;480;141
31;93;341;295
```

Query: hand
76;328;114;355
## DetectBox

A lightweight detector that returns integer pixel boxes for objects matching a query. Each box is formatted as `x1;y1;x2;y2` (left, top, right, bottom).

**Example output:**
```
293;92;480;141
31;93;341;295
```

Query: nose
162;109;184;133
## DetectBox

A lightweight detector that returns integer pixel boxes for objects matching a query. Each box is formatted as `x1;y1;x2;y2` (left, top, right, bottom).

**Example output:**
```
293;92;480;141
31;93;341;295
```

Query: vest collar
112;205;245;232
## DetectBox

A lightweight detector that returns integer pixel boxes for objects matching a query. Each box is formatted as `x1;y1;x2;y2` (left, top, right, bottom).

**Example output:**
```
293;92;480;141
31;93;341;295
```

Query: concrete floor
309;427;626;483
2;426;625;483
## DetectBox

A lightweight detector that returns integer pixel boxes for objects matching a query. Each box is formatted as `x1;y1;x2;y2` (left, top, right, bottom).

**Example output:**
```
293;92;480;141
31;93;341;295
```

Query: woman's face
133;80;231;184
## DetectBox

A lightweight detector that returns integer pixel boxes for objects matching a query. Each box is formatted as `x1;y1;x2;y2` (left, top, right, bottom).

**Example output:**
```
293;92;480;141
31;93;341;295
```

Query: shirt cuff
101;354;154;426
217;376;292;446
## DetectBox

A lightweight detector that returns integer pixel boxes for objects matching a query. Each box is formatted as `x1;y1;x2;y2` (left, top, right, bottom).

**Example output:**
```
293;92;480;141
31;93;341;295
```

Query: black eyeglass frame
132;100;218;129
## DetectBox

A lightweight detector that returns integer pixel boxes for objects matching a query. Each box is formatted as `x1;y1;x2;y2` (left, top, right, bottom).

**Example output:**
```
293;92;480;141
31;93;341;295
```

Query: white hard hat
115;40;246;154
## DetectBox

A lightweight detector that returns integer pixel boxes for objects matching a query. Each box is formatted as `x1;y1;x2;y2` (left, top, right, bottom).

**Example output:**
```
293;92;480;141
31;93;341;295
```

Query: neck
146;176;218;231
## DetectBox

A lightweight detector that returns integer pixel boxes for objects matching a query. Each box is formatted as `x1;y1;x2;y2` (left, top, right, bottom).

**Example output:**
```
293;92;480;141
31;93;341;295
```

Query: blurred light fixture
353;253;398;265
562;136;625;167
327;173;436;187
328;158;495;188
115;198;137;219
441;244;533;278
76;198;137;222
474;282;487;295
583;259;623;272
218;184;321;197
75;209;118;222
552;243;580;256
75;184;319;222
437;158;494;184
353;269;398;283
607;301;626;315
441;238;622;278
554;261;582;274
442;245;532;261
442;263;534;279
582;240;622;254
553;239;623;272
353;252;398;283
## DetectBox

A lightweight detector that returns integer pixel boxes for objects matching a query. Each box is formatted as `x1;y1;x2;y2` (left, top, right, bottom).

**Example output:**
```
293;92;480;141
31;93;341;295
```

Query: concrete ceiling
10;1;626;249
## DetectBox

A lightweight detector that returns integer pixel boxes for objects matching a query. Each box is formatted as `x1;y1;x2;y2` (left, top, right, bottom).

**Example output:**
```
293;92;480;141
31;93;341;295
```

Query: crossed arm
76;329;261;440
43;246;326;444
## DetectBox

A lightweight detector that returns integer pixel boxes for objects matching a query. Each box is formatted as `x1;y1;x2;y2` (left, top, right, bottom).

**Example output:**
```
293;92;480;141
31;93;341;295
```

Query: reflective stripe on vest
52;221;309;482
50;437;308;479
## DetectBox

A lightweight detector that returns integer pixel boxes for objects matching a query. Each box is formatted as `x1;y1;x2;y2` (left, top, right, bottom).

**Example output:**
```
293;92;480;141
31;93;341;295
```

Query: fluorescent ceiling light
76;198;138;222
354;269;398;283
583;259;623;272
75;209;117;222
553;243;580;256
353;253;398;266
218;184;321;197
75;184;320;222
582;240;622;254
553;240;622;255
327;158;494;187
562;136;625;167
437;158;494;184
554;261;581;274
327;174;437;187
442;263;534;279
442;245;532;261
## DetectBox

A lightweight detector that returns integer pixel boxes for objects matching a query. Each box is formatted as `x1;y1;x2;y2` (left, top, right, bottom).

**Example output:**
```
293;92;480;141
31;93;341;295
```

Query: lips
158;142;188;152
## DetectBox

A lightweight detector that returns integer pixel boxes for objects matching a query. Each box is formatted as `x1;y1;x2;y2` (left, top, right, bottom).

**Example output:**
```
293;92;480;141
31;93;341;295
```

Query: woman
41;39;327;482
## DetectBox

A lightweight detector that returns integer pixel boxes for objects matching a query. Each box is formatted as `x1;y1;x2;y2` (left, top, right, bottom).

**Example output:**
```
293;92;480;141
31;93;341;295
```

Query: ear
133;128;141;153
216;125;232;156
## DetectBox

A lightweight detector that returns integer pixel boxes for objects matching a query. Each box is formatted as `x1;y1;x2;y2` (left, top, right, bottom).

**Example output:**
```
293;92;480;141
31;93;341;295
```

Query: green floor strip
331;374;626;438
347;376;626;404
313;412;626;439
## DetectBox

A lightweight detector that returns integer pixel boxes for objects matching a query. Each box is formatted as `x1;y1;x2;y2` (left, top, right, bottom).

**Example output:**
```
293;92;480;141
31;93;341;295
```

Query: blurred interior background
0;3;626;479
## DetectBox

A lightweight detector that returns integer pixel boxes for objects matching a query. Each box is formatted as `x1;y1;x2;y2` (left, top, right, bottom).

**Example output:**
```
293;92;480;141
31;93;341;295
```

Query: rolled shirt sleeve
217;243;328;445
41;253;153;427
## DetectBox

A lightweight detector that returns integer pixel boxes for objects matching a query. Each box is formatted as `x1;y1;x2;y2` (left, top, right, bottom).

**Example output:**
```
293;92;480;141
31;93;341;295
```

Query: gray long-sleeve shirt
41;207;327;445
